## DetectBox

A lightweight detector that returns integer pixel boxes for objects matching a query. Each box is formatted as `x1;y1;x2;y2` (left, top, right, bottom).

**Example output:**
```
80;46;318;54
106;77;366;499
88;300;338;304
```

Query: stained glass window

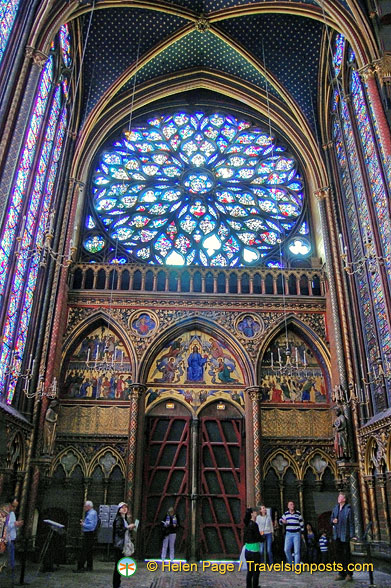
89;112;306;267
0;56;53;300
0;25;71;403
331;33;391;410
0;0;20;65
332;33;345;77
59;23;71;68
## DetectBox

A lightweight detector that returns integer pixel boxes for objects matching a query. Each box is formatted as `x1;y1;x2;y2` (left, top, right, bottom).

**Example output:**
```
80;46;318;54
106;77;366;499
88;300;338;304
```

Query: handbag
123;530;134;556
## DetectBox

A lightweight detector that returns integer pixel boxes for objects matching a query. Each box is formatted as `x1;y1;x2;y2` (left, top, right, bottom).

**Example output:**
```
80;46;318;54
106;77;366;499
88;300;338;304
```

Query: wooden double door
142;400;245;559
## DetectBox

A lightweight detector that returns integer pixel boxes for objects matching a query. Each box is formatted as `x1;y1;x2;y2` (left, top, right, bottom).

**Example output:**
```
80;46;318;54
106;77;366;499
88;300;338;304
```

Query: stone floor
1;560;391;587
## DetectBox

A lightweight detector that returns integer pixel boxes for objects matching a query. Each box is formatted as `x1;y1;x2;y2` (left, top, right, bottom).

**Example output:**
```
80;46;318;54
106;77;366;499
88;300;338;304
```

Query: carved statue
333;405;349;459
42;400;59;455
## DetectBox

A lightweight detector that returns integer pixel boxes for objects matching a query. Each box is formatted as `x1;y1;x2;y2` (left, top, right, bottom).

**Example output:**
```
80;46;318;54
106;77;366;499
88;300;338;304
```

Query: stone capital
129;383;146;400
372;55;391;82
358;64;375;81
25;46;48;68
246;386;262;402
313;187;330;201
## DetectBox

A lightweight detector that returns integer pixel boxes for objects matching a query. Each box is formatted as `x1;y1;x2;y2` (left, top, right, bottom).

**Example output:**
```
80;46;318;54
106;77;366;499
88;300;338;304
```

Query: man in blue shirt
74;500;98;572
331;492;356;581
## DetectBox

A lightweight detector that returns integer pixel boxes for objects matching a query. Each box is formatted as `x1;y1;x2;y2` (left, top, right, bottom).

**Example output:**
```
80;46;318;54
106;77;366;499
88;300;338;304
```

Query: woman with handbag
256;504;274;564
112;502;135;588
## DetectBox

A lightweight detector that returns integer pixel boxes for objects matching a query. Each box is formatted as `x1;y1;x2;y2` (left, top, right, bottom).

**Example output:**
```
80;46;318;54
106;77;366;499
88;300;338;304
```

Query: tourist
74;500;98;572
279;500;304;564
244;507;262;588
256;504;273;563
331;492;356;581
161;507;179;561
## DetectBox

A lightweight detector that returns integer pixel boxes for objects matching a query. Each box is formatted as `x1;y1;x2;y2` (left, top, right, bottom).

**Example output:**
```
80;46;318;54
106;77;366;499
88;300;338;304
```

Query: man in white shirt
5;497;23;580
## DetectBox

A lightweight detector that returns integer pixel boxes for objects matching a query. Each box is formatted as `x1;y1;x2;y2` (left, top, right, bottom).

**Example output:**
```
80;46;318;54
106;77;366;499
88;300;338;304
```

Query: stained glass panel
350;71;391;308
0;86;62;398
59;23;71;68
0;0;19;65
333;34;345;77
0;56;53;299
5;107;68;403
90;112;306;266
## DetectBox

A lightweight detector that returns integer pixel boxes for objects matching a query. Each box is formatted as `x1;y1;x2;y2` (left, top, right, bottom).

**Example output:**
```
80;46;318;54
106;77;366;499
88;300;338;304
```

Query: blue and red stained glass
0;56;53;299
90;112;306;267
5;107;68;403
0;0;20;65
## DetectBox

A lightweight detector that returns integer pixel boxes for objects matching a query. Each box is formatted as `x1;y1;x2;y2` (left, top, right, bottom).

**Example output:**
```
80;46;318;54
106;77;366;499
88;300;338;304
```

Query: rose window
89;112;305;266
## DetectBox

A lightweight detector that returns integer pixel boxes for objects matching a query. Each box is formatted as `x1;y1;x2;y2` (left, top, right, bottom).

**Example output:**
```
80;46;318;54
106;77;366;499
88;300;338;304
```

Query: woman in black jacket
244;507;262;588
112;502;135;588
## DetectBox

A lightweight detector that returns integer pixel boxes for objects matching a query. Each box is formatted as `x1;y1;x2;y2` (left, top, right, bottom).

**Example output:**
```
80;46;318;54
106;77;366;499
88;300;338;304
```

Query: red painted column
363;69;391;160
125;385;145;507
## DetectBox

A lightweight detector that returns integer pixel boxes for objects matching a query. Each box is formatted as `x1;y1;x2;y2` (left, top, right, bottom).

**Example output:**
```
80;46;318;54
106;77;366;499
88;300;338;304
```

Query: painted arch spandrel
60;326;132;401
260;330;328;404
145;330;246;411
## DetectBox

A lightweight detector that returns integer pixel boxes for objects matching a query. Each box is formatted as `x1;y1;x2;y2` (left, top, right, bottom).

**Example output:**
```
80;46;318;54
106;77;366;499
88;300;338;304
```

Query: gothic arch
87;446;125;478
50;446;87;478
263;449;300;479
256;313;331;390
145;396;192;416
7;431;26;472
196;396;245;417
61;310;137;373
138;315;254;386
302;449;337;480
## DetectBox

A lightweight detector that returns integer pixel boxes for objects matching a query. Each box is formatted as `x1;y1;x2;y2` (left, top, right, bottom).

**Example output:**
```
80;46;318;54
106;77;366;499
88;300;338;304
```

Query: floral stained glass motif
91;112;305;267
0;0;19;65
0;56;54;300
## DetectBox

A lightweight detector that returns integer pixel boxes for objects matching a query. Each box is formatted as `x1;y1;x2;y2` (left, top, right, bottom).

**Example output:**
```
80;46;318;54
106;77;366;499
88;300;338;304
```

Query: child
319;529;328;564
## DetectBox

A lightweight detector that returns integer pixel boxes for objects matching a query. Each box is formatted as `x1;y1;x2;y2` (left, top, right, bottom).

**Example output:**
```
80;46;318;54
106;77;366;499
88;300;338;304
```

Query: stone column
377;473;390;542
125;384;145;506
315;187;364;537
360;63;391;160
296;480;304;515
246;387;262;505
365;475;380;540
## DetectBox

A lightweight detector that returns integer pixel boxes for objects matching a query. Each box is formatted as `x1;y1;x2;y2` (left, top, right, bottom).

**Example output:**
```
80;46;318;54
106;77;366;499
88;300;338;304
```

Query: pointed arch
61;310;137;372
263;449;300;479
87;446;125;478
256;313;331;385
138;315;255;386
50;446;87;478
301;449;337;480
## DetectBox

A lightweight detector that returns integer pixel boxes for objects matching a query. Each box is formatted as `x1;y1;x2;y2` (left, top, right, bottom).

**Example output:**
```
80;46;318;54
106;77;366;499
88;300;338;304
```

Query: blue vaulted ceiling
78;2;331;133
80;8;187;120
121;31;281;99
